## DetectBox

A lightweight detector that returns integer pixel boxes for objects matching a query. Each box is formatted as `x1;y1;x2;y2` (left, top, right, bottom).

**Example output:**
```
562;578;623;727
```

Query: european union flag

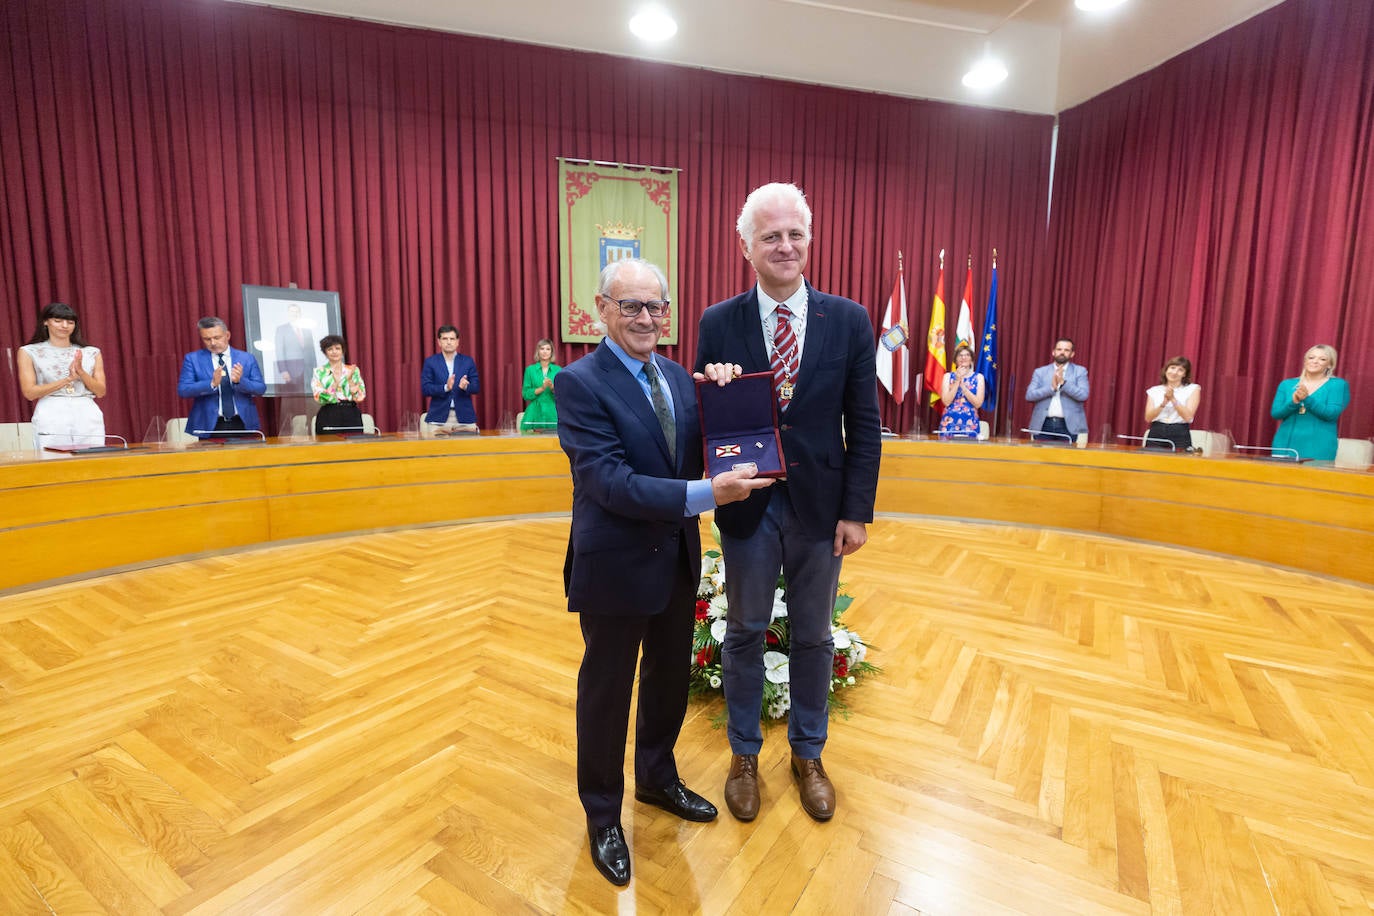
975;263;999;412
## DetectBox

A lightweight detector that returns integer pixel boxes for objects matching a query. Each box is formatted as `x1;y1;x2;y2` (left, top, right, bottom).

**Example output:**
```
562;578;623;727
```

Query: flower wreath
689;547;879;720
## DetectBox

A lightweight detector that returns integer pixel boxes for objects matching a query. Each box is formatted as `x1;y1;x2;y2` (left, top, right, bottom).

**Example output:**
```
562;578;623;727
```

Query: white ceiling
231;0;1286;113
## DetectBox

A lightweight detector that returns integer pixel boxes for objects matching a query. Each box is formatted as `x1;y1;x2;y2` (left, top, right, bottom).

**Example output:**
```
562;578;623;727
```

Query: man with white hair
695;182;882;823
558;257;771;885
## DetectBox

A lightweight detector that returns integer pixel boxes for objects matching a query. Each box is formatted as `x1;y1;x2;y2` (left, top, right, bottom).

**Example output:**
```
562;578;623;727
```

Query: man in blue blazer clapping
1025;337;1090;443
176;317;266;439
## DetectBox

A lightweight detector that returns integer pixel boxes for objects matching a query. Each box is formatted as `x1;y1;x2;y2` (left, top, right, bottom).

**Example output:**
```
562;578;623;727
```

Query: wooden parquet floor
2;516;1374;914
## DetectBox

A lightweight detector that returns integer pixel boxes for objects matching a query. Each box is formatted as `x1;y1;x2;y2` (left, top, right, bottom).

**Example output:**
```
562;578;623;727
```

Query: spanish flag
923;251;947;408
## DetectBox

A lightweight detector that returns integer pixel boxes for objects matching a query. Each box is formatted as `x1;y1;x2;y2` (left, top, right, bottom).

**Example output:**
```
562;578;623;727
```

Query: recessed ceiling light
1075;0;1128;11
629;7;678;41
962;57;1008;90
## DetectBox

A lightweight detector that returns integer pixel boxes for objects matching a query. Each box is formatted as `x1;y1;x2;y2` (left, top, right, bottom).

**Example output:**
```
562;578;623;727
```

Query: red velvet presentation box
695;371;787;478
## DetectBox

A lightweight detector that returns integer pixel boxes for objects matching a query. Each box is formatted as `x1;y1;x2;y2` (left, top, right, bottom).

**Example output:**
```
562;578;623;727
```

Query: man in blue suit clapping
176;317;266;439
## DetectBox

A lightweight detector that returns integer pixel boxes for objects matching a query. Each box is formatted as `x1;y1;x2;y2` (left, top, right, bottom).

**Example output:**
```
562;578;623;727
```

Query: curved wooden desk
1;436;1370;591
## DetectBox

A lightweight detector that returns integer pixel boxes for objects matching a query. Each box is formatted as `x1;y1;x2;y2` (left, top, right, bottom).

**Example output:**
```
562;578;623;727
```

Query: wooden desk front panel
0;439;573;591
3;438;1370;591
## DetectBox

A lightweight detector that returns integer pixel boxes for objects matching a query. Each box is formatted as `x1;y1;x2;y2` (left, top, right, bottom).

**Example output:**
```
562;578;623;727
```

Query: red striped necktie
771;303;798;409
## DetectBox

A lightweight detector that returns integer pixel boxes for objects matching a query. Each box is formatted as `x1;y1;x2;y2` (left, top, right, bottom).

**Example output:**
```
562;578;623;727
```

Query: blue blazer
694;282;883;541
177;347;266;437
1026;362;1090;436
556;341;704;617
421;352;480;424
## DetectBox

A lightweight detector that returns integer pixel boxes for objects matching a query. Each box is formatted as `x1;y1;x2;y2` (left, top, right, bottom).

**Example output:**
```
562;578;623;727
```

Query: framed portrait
241;285;343;398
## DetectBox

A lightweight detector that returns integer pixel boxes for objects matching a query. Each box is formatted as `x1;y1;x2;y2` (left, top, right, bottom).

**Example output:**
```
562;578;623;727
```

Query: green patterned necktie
643;361;676;465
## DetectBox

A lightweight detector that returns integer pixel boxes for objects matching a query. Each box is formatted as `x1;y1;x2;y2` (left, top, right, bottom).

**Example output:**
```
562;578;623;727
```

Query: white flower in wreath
850;636;867;665
763;651;790;684
708;594;729;620
709;674;722;689
710;618;728;643
770;588;788;620
710;562;726;592
831;627;852;650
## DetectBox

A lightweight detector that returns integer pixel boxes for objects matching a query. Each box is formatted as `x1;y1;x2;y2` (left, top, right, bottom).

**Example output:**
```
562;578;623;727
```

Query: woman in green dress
520;338;561;432
1270;344;1350;461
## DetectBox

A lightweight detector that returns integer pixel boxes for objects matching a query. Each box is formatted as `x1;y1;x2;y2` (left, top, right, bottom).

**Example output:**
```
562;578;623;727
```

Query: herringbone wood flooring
2;516;1373;914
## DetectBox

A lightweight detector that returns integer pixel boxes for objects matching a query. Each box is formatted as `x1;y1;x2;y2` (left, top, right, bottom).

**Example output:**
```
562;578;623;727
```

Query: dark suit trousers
576;538;695;827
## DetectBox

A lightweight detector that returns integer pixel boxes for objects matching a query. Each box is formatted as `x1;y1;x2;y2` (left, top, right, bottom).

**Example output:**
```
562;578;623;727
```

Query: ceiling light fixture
1074;0;1128;11
962;54;1008;90
628;6;678;41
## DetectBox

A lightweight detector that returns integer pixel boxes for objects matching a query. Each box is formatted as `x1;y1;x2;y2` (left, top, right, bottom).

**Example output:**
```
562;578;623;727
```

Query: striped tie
771;303;798;409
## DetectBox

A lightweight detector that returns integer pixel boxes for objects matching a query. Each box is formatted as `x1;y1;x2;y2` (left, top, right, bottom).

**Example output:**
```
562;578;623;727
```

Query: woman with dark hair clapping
1144;356;1200;450
17;302;107;449
311;335;367;435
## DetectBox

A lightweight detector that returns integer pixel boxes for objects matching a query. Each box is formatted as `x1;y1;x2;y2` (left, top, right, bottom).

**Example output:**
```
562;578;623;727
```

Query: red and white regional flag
956;259;975;350
876;254;910;403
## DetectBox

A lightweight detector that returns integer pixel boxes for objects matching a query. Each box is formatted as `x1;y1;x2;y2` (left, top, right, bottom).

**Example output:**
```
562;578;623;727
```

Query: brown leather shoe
723;753;760;821
791;754;835;821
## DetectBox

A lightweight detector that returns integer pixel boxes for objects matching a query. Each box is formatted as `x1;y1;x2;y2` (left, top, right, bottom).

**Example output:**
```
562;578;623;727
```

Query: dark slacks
576;538;696;827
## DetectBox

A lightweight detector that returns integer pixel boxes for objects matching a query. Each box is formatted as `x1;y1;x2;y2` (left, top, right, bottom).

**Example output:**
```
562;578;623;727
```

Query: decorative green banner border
558;161;679;344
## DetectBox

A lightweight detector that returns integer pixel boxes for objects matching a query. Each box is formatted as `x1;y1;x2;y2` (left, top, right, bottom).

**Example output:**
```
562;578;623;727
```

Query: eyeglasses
606;298;671;318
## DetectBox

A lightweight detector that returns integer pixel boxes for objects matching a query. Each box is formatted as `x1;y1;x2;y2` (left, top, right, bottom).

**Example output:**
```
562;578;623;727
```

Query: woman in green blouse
1270;344;1350;461
520;338;561;432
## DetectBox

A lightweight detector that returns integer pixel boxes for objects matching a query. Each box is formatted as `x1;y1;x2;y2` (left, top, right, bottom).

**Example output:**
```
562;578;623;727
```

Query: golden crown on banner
595;220;644;240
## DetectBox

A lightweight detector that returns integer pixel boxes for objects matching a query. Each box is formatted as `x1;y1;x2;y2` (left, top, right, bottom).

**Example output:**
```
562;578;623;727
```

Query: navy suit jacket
695;281;882;541
421;352;480;424
557;341;704;617
177;347;266;437
1025;362;1090;436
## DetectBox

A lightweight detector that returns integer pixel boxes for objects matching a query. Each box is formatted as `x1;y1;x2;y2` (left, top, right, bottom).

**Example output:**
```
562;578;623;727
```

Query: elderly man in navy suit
557;257;772;886
694;182;883;824
1025;337;1090;443
176;317;266;438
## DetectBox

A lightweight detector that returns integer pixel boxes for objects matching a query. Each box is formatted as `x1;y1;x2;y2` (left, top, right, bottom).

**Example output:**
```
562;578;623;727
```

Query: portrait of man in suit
694;182;883;824
1025;337;1090;443
176;317;266;438
556;257;770;885
272;303;317;392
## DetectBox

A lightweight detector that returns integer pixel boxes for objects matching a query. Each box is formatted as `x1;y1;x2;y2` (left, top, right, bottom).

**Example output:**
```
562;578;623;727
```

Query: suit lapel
794;282;831;407
595;343;676;469
735;291;770;373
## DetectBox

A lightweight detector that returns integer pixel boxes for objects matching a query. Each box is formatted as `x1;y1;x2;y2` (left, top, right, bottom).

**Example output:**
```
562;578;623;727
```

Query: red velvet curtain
0;0;1051;439
1040;0;1374;446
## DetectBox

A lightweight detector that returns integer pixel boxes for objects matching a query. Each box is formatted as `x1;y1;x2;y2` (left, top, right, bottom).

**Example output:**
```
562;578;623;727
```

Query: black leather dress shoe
588;823;631;886
634;779;719;822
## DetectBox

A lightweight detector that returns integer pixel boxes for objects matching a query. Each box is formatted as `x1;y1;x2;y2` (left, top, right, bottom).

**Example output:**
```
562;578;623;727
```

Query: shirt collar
755;281;808;323
603;336;662;379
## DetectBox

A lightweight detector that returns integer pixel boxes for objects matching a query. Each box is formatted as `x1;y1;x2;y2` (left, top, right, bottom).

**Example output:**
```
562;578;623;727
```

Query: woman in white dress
1143;355;1200;451
17;302;107;449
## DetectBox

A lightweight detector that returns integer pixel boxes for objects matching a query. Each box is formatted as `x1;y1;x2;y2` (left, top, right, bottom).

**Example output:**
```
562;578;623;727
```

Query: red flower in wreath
833;653;849;678
696;646;715;667
695;599;711;620
765;630;781;647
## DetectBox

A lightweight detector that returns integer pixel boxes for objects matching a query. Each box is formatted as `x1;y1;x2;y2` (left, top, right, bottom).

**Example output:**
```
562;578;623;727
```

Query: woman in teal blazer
520;338;561;432
1271;344;1350;460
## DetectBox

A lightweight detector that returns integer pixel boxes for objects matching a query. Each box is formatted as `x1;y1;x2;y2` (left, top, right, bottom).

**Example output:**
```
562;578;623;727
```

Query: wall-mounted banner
558;160;679;344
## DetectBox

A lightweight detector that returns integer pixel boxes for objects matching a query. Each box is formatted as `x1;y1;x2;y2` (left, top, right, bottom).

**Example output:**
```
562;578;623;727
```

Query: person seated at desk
1144;355;1200;450
177;317;266;438
420;325;480;436
1270;344;1350;461
937;344;984;439
17;302;107;450
311;334;367;436
521;337;560;432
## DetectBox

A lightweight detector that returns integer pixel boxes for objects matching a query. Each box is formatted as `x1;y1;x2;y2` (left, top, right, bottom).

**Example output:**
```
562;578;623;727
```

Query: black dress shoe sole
634;790;718;822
